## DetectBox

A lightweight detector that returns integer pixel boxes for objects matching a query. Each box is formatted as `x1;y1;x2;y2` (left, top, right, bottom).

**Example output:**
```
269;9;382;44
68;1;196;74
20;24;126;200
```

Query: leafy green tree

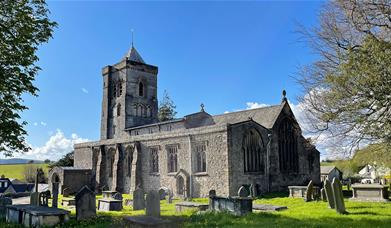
297;1;391;153
158;90;177;122
49;151;74;168
0;0;57;156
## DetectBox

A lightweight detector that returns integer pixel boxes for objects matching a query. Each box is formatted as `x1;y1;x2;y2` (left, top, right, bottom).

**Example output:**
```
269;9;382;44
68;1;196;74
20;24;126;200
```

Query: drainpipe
188;134;193;199
267;133;272;192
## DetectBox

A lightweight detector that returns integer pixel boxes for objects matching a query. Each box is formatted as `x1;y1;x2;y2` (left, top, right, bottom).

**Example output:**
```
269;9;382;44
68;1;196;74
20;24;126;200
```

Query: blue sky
16;1;324;160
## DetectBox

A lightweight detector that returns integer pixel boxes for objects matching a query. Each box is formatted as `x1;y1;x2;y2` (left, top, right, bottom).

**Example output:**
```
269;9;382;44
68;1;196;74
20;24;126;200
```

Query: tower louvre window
117;104;121;116
139;81;144;97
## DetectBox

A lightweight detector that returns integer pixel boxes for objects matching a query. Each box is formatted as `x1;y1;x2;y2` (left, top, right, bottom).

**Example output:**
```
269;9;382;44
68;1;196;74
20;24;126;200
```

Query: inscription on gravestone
75;186;96;220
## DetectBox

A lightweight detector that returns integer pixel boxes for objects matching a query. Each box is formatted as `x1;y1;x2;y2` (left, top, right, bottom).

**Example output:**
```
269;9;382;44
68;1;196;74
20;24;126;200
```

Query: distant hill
0;158;44;165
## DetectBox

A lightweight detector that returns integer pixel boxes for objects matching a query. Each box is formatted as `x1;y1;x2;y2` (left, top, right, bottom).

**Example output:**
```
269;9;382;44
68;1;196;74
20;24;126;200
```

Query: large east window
278;118;299;173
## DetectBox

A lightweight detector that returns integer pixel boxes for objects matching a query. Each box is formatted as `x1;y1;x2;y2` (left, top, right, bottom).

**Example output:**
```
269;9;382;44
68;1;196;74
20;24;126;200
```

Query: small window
139;82;144;97
117;104;121;116
167;145;178;173
196;143;207;173
117;82;122;97
150;147;159;173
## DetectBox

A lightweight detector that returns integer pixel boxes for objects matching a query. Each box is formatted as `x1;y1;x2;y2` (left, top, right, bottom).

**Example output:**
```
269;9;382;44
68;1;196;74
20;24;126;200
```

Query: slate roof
125;46;145;63
320;166;338;174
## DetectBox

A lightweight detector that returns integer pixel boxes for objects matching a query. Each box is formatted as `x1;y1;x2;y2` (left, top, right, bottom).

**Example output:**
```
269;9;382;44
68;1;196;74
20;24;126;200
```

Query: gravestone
133;187;145;210
0;196;12;219
30;192;40;206
158;187;168;200
209;189;216;198
166;189;173;204
249;184;255;198
320;188;327;202
324;179;335;209
113;192;123;201
52;182;59;208
146;190;160;217
39;190;50;207
238;186;250;197
75;186;96;220
304;180;314;202
332;178;346;214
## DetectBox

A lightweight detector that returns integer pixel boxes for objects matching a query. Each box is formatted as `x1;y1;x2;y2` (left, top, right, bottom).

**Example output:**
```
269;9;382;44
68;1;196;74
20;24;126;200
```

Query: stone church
49;44;320;198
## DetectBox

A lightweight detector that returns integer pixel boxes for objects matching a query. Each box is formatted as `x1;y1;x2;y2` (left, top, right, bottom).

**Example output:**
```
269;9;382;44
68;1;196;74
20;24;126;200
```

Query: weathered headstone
304;180;314;202
0;196;12;219
75;186;96;220
52;182;59;208
113;192;123;201
159;187;168;200
209;189;216;198
332;178;346;214
30;192;40;206
39;190;50;207
133;187;145;210
166;189;173;204
238;186;250;197
146;190;160;217
324;179;335;209
249;184;255;198
320;188;327;202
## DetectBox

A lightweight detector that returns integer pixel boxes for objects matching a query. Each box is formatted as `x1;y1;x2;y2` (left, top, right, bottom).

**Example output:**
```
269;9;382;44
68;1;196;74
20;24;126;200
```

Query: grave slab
175;202;208;212
252;204;288;212
123;215;174;228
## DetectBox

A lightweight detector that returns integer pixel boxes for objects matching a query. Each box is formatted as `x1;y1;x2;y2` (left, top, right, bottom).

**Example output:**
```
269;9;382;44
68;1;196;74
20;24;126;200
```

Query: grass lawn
0;164;49;180
1;192;391;227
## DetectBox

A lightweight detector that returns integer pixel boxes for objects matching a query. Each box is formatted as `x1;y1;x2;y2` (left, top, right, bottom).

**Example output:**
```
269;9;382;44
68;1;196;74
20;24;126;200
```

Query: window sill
167;172;177;176
194;172;208;176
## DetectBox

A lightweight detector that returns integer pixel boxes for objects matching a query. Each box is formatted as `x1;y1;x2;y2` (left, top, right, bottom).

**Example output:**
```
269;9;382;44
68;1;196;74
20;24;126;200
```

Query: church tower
100;44;158;139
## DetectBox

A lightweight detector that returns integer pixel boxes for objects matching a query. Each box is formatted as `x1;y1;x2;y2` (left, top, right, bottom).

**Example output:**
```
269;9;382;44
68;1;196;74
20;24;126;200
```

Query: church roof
125;46;145;63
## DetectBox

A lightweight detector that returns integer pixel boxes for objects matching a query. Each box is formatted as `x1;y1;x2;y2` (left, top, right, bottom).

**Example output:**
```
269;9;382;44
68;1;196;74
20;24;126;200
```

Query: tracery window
278;118;299;173
150;147;159;173
167;145;178;173
196;143;207;173
243;129;265;173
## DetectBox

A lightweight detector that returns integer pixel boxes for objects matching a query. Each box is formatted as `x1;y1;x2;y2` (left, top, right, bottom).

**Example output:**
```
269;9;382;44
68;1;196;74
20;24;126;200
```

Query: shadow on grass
259;191;289;199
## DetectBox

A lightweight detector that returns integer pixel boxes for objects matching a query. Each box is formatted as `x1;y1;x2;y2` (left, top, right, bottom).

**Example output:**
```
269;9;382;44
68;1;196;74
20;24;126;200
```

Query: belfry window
139;82;144;97
167;145;178;173
150;147;159;173
243;129;265;173
278;118;299;173
196;143;207;173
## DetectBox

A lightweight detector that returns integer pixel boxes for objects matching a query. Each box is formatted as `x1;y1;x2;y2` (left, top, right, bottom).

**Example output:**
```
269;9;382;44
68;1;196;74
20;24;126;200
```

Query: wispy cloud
33;122;38;126
81;88;89;94
40;121;47;127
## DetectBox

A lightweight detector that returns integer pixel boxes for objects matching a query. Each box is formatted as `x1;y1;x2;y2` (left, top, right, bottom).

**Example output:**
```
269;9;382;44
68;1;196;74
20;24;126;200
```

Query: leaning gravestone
0;196;12;219
146;190;160;217
166;189;173;204
332;178;346;214
133;187;145;210
324;179;335;209
238;186;250;197
52;182;59;208
75;186;96;220
304;180;314;202
320;188;327;202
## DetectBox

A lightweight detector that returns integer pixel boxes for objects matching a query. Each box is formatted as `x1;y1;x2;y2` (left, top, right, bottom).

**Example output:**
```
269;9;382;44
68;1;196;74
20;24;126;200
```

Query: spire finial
282;89;287;103
131;29;134;48
200;103;205;112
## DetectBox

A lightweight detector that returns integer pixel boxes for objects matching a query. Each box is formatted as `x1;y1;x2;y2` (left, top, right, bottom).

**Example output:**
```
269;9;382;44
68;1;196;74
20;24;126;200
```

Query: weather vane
131;29;134;47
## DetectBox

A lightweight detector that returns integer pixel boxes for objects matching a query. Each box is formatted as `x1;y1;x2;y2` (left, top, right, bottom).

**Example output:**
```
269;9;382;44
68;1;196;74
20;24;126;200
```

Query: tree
44;159;50;164
49;151;74;168
24;166;46;183
158;90;177;122
297;1;391;154
0;1;57;156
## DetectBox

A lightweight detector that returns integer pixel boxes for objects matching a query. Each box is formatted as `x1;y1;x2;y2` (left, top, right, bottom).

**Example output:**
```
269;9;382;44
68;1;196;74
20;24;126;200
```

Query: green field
0;163;49;180
2;192;391;227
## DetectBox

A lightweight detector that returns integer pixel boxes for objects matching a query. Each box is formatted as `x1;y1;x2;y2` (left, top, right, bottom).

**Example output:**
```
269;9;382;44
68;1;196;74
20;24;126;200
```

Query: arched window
150;147;159;173
117;104;121;116
146;106;151;117
117;81;122;97
138;81;144;97
167;145;178;173
137;104;143;117
243;129;265;173
278;118;299;173
196;143;207;173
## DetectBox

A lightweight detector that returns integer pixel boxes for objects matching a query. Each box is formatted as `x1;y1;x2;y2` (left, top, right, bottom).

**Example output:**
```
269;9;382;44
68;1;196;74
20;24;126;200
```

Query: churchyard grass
1;192;391;227
0;164;49;180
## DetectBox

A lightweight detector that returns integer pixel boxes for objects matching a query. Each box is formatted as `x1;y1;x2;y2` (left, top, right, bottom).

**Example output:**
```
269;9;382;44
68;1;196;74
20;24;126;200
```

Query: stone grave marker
332;178;346;214
75;185;96;220
133;187;145;210
166;189;173;204
249;184;255;198
238;186;250;197
113;192;123;201
0;196;12;219
209;189;216;198
30;192;40;206
320;188;327;202
158;187;168;200
52;182;59;208
39;190;50;207
304;180;314;202
324;179;335;209
146;190;160;217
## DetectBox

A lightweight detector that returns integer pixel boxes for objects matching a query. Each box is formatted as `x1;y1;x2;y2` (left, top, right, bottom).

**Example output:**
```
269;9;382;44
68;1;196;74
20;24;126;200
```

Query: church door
176;176;185;196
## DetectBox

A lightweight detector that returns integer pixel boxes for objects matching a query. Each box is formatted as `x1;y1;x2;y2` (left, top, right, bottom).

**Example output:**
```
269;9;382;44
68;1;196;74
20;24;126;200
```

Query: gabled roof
125;46;145;63
321;166;340;174
212;104;285;129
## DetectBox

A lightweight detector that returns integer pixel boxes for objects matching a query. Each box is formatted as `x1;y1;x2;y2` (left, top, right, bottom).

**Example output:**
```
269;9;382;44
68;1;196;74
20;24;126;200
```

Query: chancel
49;43;320;198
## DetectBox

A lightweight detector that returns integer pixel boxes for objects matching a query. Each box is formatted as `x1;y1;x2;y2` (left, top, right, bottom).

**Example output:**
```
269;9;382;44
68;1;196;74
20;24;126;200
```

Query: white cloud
33;122;38;126
81;88;89;94
245;102;269;110
20;129;89;161
40;121;47;127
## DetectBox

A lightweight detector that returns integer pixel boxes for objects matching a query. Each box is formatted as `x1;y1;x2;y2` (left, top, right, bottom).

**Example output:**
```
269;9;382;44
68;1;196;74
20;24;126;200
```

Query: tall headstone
320;188;327;202
304;180;314;202
146;190;160;217
238;186;250;197
324;179;335;209
30;192;40;206
0;196;12;219
331;178;346;214
52;182;59;208
133;187;145;210
75;186;96;220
